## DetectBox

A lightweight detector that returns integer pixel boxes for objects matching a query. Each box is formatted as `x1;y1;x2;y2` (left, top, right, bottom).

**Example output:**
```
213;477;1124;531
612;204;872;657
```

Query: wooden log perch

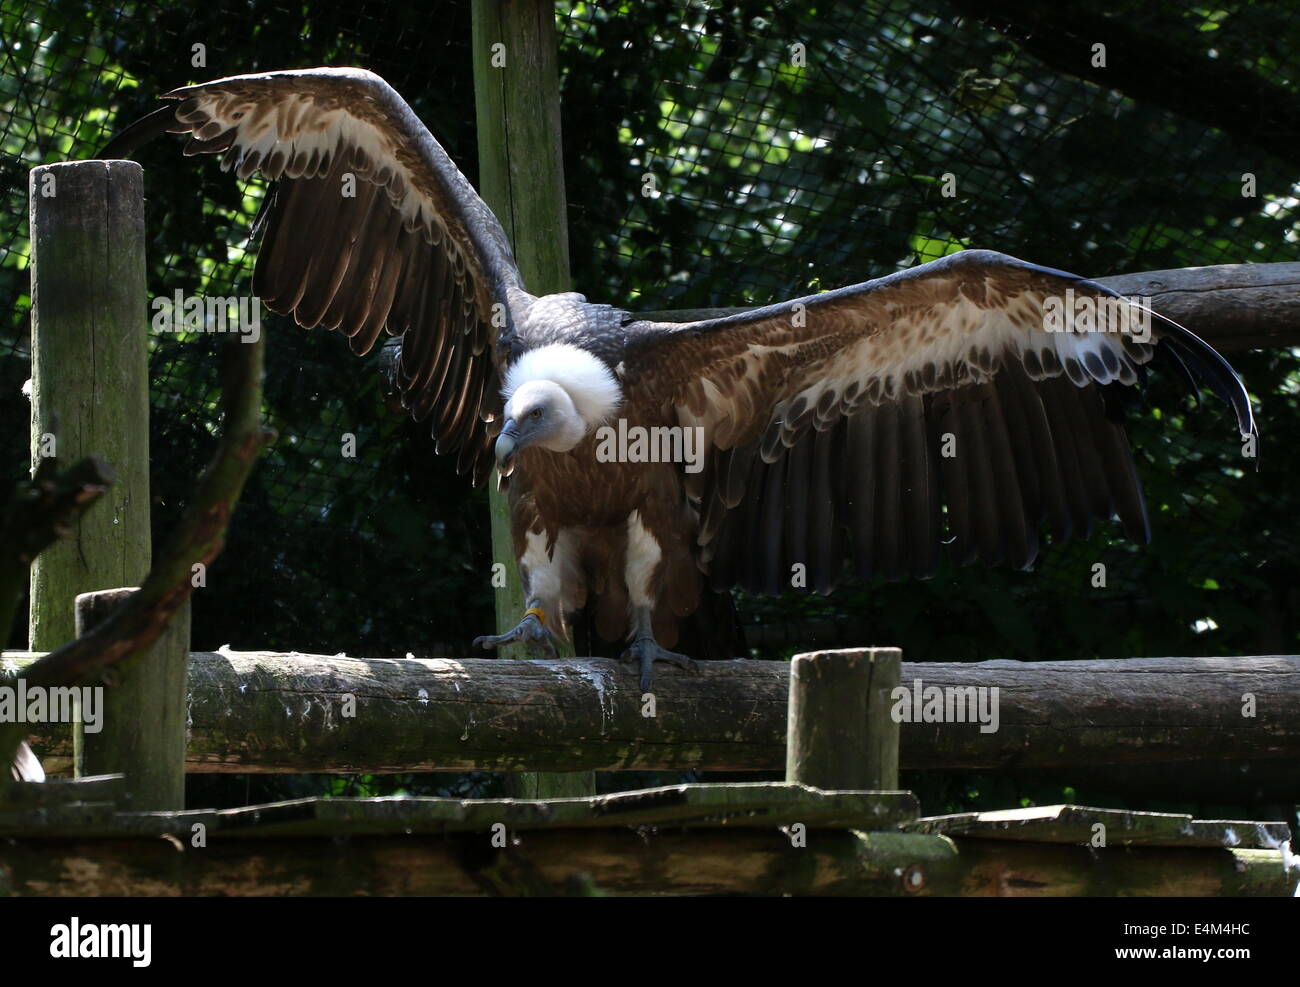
7;652;1300;785
638;262;1300;351
1098;264;1300;351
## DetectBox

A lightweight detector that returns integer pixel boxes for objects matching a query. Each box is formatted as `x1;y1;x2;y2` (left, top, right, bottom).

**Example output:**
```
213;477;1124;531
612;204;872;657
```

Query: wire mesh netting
3;0;1298;681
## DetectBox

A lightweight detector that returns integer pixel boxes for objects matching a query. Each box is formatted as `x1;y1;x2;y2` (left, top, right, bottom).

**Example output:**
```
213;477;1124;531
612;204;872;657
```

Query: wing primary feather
734;450;768;594
350;214;409;355
900;394;941;579
874;400;903;581
97;104;184;158
298;181;365;328
1082;386;1151;544
1152;315;1257;441
1056;381;1116;521
1005;364;1072;543
337;195;403;338
994;366;1044;526
956;385;1005;567
846;407;878;581
931;391;977;565
980;381;1035;570
255;178;320;307
782;429;813;591
809;427;841;593
721;445;757;510
1037;377;1097;539
758;449;787;595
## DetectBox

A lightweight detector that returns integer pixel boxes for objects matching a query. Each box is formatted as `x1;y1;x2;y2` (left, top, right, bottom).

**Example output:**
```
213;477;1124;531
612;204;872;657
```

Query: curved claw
620;637;698;691
473;612;559;659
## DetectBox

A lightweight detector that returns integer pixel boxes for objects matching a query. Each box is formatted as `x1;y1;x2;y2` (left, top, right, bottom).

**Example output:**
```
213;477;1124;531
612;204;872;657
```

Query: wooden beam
786;648;900;789
74;589;189;810
0;827;1289;896
27;161;151;651
0;783;919;838
7;652;1300;787
905;804;1292;849
1100;264;1300;351
471;0;590;799
635;262;1300;351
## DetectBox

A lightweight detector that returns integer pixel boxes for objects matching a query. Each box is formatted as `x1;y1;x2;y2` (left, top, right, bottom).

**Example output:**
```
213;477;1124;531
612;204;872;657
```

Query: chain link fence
3;0;1297;684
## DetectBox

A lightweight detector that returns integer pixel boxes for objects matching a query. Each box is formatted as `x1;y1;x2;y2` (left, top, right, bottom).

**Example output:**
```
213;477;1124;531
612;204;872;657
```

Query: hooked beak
495;419;521;474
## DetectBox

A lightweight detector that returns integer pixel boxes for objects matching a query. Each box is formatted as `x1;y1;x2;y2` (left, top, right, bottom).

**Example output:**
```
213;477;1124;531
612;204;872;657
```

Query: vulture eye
530;408;543;419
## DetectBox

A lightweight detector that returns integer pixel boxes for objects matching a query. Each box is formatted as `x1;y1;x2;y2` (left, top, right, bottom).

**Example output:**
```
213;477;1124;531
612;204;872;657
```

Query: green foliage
3;0;1298;814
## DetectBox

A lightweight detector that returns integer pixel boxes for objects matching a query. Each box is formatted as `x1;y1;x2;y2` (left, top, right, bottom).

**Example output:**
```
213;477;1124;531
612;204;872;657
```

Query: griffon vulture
99;68;1257;688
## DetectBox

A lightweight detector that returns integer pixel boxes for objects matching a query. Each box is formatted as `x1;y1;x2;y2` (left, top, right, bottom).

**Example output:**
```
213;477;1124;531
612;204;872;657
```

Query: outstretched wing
100;68;526;486
621;249;1257;594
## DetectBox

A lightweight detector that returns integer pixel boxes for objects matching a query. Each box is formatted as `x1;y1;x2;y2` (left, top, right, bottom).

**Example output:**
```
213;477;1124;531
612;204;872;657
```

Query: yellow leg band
523;607;546;627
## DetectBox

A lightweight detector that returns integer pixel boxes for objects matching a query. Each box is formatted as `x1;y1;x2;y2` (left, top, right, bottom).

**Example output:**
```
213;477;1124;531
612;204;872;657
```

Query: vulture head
497;342;623;472
497;379;588;470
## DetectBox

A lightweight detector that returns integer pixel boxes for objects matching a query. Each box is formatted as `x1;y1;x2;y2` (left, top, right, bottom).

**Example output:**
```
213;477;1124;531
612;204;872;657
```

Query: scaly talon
473;611;559;659
621;636;698;691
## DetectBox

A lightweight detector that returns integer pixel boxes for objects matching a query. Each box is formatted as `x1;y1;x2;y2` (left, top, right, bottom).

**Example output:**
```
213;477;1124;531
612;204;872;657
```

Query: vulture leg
622;605;697;692
472;598;562;658
621;511;698;690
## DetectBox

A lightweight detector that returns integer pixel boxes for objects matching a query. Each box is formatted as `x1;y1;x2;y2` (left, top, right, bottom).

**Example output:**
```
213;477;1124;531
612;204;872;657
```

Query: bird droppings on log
7;651;1300;780
904;805;1292;849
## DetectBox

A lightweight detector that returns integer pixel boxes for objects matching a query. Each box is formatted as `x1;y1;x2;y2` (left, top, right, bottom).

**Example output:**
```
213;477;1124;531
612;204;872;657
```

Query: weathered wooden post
27;161;151;651
786;647;901;789
473;0;593;798
27;159;190;807
74;588;189;810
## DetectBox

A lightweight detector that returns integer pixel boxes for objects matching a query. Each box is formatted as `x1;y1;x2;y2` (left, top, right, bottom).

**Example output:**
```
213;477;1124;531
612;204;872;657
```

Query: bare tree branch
1;335;273;795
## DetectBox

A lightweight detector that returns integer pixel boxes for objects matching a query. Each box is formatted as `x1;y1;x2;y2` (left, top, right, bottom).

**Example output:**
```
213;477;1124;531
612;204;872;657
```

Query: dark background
2;0;1297;817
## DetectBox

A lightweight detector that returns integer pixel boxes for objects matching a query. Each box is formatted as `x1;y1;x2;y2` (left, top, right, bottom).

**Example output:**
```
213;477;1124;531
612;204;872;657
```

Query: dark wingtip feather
1059;275;1256;452
97;104;182;159
1149;312;1259;468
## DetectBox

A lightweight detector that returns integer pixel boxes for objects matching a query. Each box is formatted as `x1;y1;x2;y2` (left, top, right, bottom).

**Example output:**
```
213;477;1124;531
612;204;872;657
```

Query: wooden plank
1186;820;1294;850
906;804;1293;849
947;842;1292;897
27;161;151;652
8;652;1300;779
0;829;1290;896
0;783;919;839
1;774;124;809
